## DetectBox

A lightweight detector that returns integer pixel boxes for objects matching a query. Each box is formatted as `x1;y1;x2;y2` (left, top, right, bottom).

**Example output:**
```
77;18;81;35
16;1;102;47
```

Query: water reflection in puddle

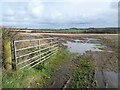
96;71;118;88
63;38;113;55
63;41;102;55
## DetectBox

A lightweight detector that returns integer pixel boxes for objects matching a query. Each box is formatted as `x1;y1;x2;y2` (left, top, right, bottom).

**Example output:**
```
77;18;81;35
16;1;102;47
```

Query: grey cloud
111;2;118;9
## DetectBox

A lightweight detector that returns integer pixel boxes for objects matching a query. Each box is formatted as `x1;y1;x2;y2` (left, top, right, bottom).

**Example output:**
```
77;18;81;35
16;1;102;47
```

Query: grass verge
2;48;72;88
3;47;97;88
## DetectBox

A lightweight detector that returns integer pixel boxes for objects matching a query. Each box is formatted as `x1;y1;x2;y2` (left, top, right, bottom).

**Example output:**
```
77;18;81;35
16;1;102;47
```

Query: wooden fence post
3;39;12;70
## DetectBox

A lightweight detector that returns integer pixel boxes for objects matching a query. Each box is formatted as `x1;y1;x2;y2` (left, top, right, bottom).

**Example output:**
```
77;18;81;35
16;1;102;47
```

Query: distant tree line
1;27;119;34
83;28;118;34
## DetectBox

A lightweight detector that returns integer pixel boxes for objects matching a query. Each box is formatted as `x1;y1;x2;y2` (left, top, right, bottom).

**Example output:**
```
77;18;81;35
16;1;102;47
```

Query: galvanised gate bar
13;38;58;70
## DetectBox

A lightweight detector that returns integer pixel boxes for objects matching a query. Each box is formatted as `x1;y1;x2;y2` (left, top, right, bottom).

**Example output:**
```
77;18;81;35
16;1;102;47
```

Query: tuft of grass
2;48;72;88
71;56;97;88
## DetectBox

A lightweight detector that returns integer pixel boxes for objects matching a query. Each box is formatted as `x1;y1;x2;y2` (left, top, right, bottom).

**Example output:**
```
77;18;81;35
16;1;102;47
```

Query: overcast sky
0;0;119;29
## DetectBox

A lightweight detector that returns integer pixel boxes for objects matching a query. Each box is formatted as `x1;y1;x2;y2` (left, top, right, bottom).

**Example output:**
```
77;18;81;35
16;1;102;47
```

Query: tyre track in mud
44;57;76;88
85;51;118;88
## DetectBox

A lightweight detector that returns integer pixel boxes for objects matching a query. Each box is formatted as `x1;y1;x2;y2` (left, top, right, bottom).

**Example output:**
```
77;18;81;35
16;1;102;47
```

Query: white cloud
27;0;44;18
16;10;29;20
2;16;15;22
51;12;62;19
3;8;15;16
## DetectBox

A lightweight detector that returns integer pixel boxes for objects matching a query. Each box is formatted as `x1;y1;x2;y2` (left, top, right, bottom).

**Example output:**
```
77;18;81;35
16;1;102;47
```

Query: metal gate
13;38;58;70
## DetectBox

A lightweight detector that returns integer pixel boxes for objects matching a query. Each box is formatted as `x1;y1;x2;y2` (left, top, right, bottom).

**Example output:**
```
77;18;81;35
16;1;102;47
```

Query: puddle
96;71;118;88
63;41;102;55
63;38;104;55
75;38;101;43
63;38;113;55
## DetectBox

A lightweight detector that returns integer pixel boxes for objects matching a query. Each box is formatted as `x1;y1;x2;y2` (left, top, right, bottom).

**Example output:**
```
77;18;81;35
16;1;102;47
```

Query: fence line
13;37;58;70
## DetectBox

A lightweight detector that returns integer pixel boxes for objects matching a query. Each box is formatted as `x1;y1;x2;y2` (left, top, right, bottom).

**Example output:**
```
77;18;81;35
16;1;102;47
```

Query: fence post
39;39;44;70
13;41;17;70
3;39;12;70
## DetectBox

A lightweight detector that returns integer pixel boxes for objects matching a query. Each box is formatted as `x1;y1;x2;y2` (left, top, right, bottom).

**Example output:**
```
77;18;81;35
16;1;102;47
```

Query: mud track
44;56;76;88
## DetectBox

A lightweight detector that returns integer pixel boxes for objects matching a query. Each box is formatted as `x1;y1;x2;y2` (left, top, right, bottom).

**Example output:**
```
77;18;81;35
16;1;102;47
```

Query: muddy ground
84;51;118;88
53;34;118;88
45;56;75;88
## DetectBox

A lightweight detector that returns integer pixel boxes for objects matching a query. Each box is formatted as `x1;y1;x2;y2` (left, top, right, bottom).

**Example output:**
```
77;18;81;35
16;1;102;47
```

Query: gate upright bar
13;41;17;70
